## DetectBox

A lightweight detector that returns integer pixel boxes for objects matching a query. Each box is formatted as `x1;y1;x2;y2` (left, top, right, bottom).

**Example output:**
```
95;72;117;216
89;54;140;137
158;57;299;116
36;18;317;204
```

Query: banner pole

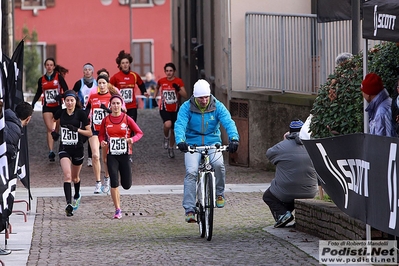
363;37;371;241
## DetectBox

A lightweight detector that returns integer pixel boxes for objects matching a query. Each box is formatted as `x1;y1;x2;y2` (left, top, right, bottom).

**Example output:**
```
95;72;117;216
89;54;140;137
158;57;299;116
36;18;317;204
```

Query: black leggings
263;188;295;221
107;154;132;189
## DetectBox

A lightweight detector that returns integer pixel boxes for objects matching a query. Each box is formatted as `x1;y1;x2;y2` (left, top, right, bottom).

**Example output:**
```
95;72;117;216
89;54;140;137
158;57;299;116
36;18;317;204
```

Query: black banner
303;133;399;236
362;0;399;42
6;40;31;197
0;40;30;230
317;0;352;23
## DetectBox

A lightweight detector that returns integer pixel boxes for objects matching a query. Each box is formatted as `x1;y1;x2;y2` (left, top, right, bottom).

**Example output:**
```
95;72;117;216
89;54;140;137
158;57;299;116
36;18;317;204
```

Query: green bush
21;26;41;92
310;42;399;138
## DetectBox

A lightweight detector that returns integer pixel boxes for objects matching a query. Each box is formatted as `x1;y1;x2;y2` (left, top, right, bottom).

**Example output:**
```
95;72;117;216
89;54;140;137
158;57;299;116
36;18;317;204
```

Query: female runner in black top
53;90;92;217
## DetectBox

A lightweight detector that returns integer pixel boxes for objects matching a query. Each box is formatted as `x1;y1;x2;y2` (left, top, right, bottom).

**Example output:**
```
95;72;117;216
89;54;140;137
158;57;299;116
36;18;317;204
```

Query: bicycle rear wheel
204;173;214;241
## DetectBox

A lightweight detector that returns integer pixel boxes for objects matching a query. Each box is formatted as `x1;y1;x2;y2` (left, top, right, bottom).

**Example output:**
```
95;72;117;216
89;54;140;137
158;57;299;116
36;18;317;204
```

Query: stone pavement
0;108;329;265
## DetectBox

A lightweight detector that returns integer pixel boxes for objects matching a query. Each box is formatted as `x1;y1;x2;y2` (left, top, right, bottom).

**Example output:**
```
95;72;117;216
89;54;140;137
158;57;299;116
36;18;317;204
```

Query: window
118;0;153;8
25;42;56;74
132;40;153;76
15;0;55;9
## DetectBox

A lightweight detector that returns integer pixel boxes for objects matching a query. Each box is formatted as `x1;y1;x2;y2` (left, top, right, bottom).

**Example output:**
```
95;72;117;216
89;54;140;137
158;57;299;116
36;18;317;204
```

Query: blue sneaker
274;211;294;228
185;212;196;223
216;195;225;208
72;194;81;211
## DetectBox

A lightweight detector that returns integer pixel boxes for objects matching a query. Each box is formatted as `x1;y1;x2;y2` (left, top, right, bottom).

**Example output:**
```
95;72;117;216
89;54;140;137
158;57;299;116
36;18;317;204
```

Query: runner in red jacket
110;50;148;122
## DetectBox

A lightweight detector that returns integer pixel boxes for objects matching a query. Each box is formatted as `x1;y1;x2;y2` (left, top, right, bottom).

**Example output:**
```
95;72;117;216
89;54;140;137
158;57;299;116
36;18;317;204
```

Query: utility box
229;99;249;167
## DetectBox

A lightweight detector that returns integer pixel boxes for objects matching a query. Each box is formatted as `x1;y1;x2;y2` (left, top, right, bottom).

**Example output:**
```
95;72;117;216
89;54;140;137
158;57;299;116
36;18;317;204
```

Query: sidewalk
0;183;325;266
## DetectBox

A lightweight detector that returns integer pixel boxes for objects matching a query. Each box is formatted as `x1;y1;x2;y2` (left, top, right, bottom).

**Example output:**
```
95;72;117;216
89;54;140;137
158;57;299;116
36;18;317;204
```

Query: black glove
100;103;112;114
177;142;189;153
51;131;60;141
65;124;78;132
54;94;63;102
228;141;239;153
172;83;181;92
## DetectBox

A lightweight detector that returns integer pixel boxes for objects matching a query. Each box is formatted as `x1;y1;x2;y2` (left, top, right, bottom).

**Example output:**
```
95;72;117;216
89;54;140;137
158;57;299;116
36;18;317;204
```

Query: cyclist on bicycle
174;79;239;223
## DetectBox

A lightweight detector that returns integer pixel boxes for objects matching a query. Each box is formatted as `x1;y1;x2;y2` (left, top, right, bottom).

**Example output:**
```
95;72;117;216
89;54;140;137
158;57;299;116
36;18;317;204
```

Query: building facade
171;0;320;169
14;0;171;88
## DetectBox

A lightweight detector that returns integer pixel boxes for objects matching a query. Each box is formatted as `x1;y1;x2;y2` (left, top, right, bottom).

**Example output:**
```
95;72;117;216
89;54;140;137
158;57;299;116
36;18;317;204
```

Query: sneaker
48;151;55;162
163;137;169;149
101;177;110;193
87;158;92;167
94;182;102;194
216;195;225;208
274;211;294;228
185;212;196;223
72;194;81;211
114;208;122;219
168;148;175;158
65;204;73;217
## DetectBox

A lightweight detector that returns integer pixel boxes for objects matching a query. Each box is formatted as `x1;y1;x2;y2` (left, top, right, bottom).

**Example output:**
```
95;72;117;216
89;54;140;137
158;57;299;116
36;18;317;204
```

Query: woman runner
53;90;92;216
85;75;119;194
99;94;143;219
32;58;69;162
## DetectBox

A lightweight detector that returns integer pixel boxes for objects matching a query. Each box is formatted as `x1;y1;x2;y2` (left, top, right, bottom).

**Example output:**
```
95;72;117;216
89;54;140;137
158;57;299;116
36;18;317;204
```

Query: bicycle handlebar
186;144;229;154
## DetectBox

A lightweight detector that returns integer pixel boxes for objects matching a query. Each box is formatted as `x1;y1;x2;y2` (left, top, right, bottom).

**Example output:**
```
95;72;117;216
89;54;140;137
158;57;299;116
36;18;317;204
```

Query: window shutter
15;0;22;8
46;0;55;7
46;44;56;61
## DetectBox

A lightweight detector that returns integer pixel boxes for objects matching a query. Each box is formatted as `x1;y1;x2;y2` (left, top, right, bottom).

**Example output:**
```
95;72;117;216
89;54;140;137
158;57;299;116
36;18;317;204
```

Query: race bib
109;137;128;155
61;126;78;145
45;89;58;104
120;88;133;103
163;90;177;104
84;95;89;106
92;108;107;125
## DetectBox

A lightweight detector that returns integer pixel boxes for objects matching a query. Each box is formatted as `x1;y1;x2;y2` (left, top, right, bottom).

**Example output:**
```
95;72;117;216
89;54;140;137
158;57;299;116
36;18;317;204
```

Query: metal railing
245;12;353;94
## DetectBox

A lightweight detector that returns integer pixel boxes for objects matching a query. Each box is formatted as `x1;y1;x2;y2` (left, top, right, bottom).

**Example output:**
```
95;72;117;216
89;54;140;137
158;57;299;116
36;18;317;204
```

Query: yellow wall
230;0;311;91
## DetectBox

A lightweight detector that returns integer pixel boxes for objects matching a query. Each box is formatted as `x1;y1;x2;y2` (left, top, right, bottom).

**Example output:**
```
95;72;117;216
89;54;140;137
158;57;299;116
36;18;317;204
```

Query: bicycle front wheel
204;172;214;241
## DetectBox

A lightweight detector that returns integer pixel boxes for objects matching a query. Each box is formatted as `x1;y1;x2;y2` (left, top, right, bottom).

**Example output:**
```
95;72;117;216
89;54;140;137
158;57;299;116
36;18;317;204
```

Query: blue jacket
174;95;239;145
365;88;396;137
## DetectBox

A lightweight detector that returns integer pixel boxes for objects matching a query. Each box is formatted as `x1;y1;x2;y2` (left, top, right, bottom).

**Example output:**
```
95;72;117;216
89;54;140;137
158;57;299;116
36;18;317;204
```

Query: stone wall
226;90;316;170
295;199;388;240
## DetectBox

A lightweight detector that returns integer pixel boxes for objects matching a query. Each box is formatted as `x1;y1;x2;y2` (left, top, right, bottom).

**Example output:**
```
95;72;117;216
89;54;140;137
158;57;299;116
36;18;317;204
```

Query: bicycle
186;144;229;241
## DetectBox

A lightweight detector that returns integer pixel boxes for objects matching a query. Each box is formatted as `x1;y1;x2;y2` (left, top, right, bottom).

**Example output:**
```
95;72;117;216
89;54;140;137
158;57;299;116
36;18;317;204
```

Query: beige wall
230;0;311;91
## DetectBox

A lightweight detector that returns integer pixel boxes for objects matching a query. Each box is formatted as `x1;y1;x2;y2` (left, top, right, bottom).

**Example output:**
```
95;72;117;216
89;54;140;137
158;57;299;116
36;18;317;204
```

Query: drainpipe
227;0;232;107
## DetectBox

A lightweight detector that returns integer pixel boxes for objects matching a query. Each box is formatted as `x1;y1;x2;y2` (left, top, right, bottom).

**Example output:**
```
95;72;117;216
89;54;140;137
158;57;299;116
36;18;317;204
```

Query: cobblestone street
20;108;319;265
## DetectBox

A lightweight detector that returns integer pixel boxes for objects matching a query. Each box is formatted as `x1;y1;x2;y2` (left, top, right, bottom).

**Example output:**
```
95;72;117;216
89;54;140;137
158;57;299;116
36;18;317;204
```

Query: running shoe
168;148;175;158
65;204;73;217
185;212;196;223
216;195;225;208
101;177;110;193
48;151;55;162
163;137;169;149
94;182;102;194
274;211;294;228
87;158;92;167
114;208;122;219
72;194;81;211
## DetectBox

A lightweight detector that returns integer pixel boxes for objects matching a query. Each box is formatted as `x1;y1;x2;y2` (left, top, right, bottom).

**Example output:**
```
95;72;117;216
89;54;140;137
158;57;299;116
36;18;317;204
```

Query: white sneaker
163;137;169;149
101;177;110;193
87;158;92;167
94;182;102;194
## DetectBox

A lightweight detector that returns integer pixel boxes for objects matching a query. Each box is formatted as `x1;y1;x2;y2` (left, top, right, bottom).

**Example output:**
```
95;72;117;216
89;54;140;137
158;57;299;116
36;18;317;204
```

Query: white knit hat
193;79;211;97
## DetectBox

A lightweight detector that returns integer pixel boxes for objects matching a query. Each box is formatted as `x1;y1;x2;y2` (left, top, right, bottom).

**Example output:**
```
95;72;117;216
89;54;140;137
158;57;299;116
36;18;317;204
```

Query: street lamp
100;0;133;57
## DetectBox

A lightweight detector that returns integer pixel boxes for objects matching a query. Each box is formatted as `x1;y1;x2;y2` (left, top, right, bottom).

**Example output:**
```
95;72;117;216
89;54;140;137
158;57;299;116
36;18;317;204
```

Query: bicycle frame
188;144;228;241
